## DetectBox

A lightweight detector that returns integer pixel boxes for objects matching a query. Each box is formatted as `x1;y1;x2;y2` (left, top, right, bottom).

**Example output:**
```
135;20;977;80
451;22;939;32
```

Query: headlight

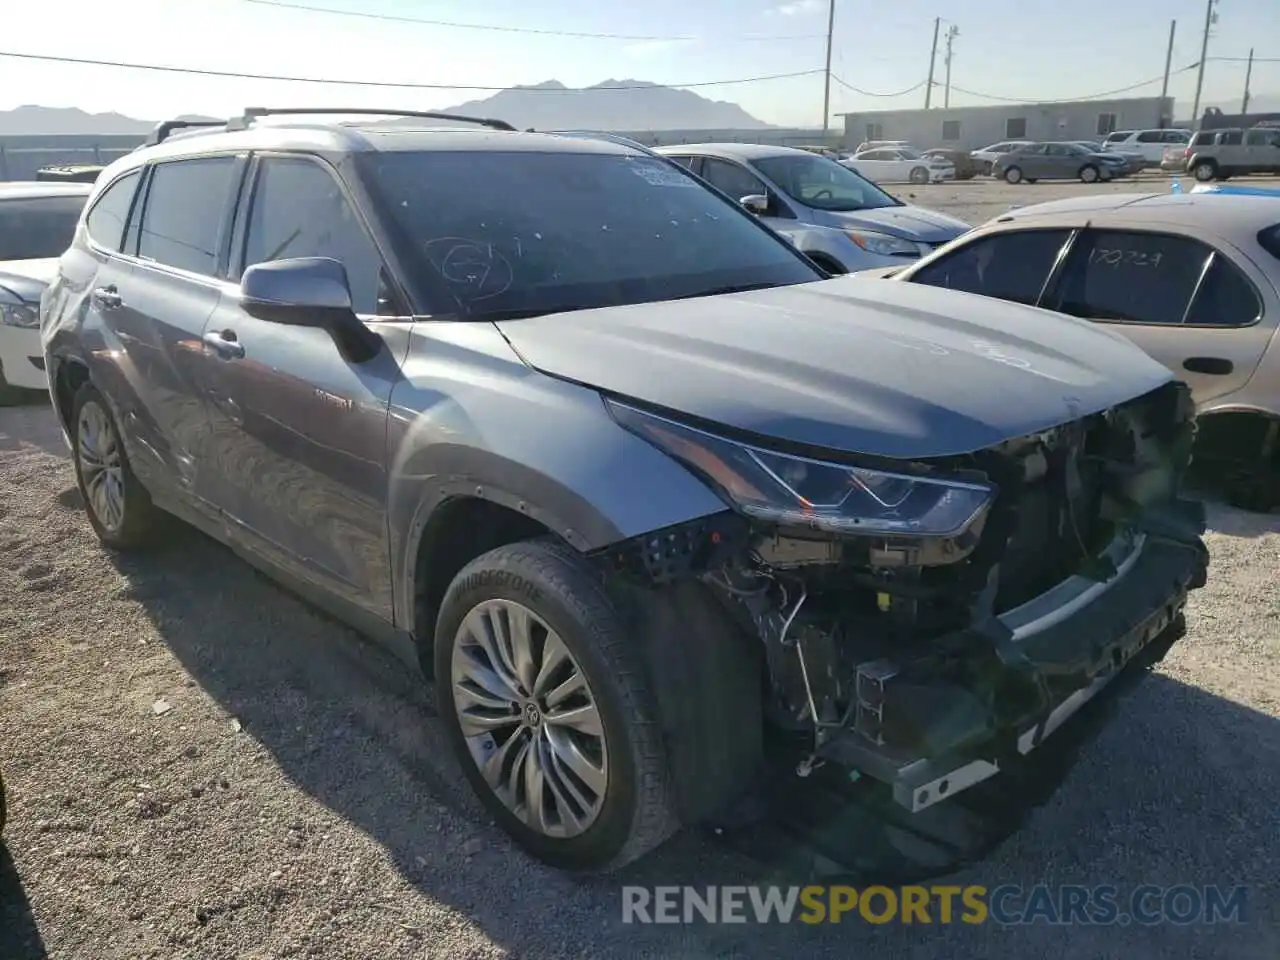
607;400;995;537
845;230;920;258
0;298;39;328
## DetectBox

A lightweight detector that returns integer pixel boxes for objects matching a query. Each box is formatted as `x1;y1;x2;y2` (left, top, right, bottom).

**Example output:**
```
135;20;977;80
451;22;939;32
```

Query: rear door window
137;157;238;276
85;171;141;251
1184;255;1262;326
1046;229;1211;324
907;229;1072;305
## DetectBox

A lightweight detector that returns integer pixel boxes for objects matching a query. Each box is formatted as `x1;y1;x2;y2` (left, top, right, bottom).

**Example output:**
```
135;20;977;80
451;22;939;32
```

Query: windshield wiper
671;281;786;301
470;305;596;321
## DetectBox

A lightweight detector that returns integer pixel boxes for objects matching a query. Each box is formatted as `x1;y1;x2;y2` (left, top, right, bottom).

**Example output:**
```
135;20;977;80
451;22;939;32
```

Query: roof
125;120;641;167
651;142;810;160
0;181;94;199
991;191;1280;233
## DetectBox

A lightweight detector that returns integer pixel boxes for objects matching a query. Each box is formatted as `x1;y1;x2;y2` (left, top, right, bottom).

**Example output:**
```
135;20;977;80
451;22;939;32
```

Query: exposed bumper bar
819;512;1208;813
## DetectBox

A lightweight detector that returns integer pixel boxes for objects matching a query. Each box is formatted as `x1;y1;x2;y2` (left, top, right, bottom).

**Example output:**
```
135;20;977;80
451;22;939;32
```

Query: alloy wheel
77;401;126;534
450;598;608;839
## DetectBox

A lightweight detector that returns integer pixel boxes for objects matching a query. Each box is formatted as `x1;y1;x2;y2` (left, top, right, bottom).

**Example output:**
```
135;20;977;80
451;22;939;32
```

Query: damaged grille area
597;380;1207;804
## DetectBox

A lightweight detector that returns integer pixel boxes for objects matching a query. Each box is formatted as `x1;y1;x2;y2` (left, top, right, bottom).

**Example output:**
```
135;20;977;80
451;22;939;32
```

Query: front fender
385;320;729;629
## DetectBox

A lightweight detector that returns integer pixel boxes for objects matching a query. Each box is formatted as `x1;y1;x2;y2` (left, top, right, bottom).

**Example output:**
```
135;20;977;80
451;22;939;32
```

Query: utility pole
1241;47;1254;113
1190;0;1218;129
943;25;959;109
1159;20;1176;126
821;0;836;136
924;17;940;109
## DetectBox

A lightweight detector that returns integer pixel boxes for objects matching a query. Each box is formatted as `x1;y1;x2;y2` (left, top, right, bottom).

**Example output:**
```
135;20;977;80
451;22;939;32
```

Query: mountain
436;80;772;131
0;105;218;135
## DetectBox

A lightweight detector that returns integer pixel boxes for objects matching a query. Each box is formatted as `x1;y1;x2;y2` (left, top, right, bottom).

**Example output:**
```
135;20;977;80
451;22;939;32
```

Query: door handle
92;285;122;310
1182;356;1233;376
203;329;245;359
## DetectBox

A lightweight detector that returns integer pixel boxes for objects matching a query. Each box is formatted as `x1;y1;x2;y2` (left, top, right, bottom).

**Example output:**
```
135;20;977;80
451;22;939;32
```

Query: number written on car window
1087;247;1164;269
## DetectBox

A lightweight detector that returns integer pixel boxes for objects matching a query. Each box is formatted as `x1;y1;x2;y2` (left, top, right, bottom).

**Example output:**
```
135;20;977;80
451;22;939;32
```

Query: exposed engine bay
599;380;1209;811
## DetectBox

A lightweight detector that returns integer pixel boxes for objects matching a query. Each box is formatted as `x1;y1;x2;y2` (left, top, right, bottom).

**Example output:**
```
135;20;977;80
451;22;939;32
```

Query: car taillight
1183;147;1192;157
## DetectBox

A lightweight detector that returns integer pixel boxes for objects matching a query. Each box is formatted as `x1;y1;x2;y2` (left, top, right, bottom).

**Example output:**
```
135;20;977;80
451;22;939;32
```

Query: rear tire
70;382;168;550
1004;166;1023;184
434;539;678;872
1192;160;1217;182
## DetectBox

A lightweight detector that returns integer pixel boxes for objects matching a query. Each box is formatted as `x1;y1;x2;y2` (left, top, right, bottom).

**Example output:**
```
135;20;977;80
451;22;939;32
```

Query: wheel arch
391;439;728;666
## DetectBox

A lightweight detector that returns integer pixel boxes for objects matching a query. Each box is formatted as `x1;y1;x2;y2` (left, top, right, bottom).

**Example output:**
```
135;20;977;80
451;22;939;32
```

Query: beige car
856;191;1280;510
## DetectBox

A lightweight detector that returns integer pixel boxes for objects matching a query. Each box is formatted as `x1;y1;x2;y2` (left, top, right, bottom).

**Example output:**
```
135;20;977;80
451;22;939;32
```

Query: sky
0;0;1275;127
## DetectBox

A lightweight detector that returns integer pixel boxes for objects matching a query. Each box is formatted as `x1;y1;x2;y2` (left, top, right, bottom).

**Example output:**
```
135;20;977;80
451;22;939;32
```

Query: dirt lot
2;177;1279;959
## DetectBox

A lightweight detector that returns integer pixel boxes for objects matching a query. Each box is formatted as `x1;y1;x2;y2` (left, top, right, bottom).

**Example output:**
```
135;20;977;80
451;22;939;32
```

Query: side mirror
239;257;381;363
240;257;356;327
739;194;770;216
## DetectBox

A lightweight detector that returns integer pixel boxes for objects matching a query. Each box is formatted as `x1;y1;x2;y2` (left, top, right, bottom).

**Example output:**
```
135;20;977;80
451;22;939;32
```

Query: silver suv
40;108;1208;873
1185;126;1280;181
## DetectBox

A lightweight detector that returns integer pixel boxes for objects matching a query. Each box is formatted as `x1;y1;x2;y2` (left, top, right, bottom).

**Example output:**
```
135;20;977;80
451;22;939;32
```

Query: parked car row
4;110;1240;875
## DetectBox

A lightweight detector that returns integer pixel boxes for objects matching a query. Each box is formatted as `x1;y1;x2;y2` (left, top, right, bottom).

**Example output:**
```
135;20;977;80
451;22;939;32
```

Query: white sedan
840;147;955;185
0;182;90;401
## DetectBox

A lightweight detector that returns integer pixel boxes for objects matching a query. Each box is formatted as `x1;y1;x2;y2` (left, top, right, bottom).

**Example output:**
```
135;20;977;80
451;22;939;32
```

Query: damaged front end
599;380;1208;812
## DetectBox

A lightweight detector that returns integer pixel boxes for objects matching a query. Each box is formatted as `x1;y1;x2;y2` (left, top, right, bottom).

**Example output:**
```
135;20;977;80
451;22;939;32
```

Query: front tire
909;166;929;185
71;382;167;550
1079;164;1100;183
1004;165;1023;184
435;539;677;872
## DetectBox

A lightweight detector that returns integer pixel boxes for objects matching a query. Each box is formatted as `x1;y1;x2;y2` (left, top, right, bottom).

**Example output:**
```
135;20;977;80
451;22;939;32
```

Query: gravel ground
2;177;1279;959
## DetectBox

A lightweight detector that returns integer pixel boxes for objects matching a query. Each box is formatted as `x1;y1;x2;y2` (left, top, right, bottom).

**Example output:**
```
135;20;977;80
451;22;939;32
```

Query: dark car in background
34;164;106;184
41;108;1207;874
922;147;981;180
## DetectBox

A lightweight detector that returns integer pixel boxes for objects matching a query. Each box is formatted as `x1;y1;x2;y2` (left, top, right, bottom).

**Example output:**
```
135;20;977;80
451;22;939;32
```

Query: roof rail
145;118;227;147
226;107;516;132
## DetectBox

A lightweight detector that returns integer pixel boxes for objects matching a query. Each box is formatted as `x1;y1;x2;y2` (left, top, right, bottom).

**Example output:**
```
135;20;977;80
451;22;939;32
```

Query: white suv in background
1102;129;1191;166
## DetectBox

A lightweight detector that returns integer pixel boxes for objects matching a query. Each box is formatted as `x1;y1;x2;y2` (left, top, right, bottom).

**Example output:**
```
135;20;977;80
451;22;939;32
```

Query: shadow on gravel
0;844;47;960
96;512;1280;959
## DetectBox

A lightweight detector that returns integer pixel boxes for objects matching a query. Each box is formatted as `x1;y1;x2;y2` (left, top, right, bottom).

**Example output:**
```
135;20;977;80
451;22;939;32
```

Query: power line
947;64;1201;104
243;0;825;42
0;49;825;91
831;75;927;98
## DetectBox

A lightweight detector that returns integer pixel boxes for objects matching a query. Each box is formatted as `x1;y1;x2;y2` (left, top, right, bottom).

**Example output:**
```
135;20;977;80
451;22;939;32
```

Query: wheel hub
451;598;609;839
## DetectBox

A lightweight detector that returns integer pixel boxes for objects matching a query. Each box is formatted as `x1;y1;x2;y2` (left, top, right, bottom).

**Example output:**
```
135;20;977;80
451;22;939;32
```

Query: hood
495;278;1172;460
0;258;57;303
824;205;970;244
